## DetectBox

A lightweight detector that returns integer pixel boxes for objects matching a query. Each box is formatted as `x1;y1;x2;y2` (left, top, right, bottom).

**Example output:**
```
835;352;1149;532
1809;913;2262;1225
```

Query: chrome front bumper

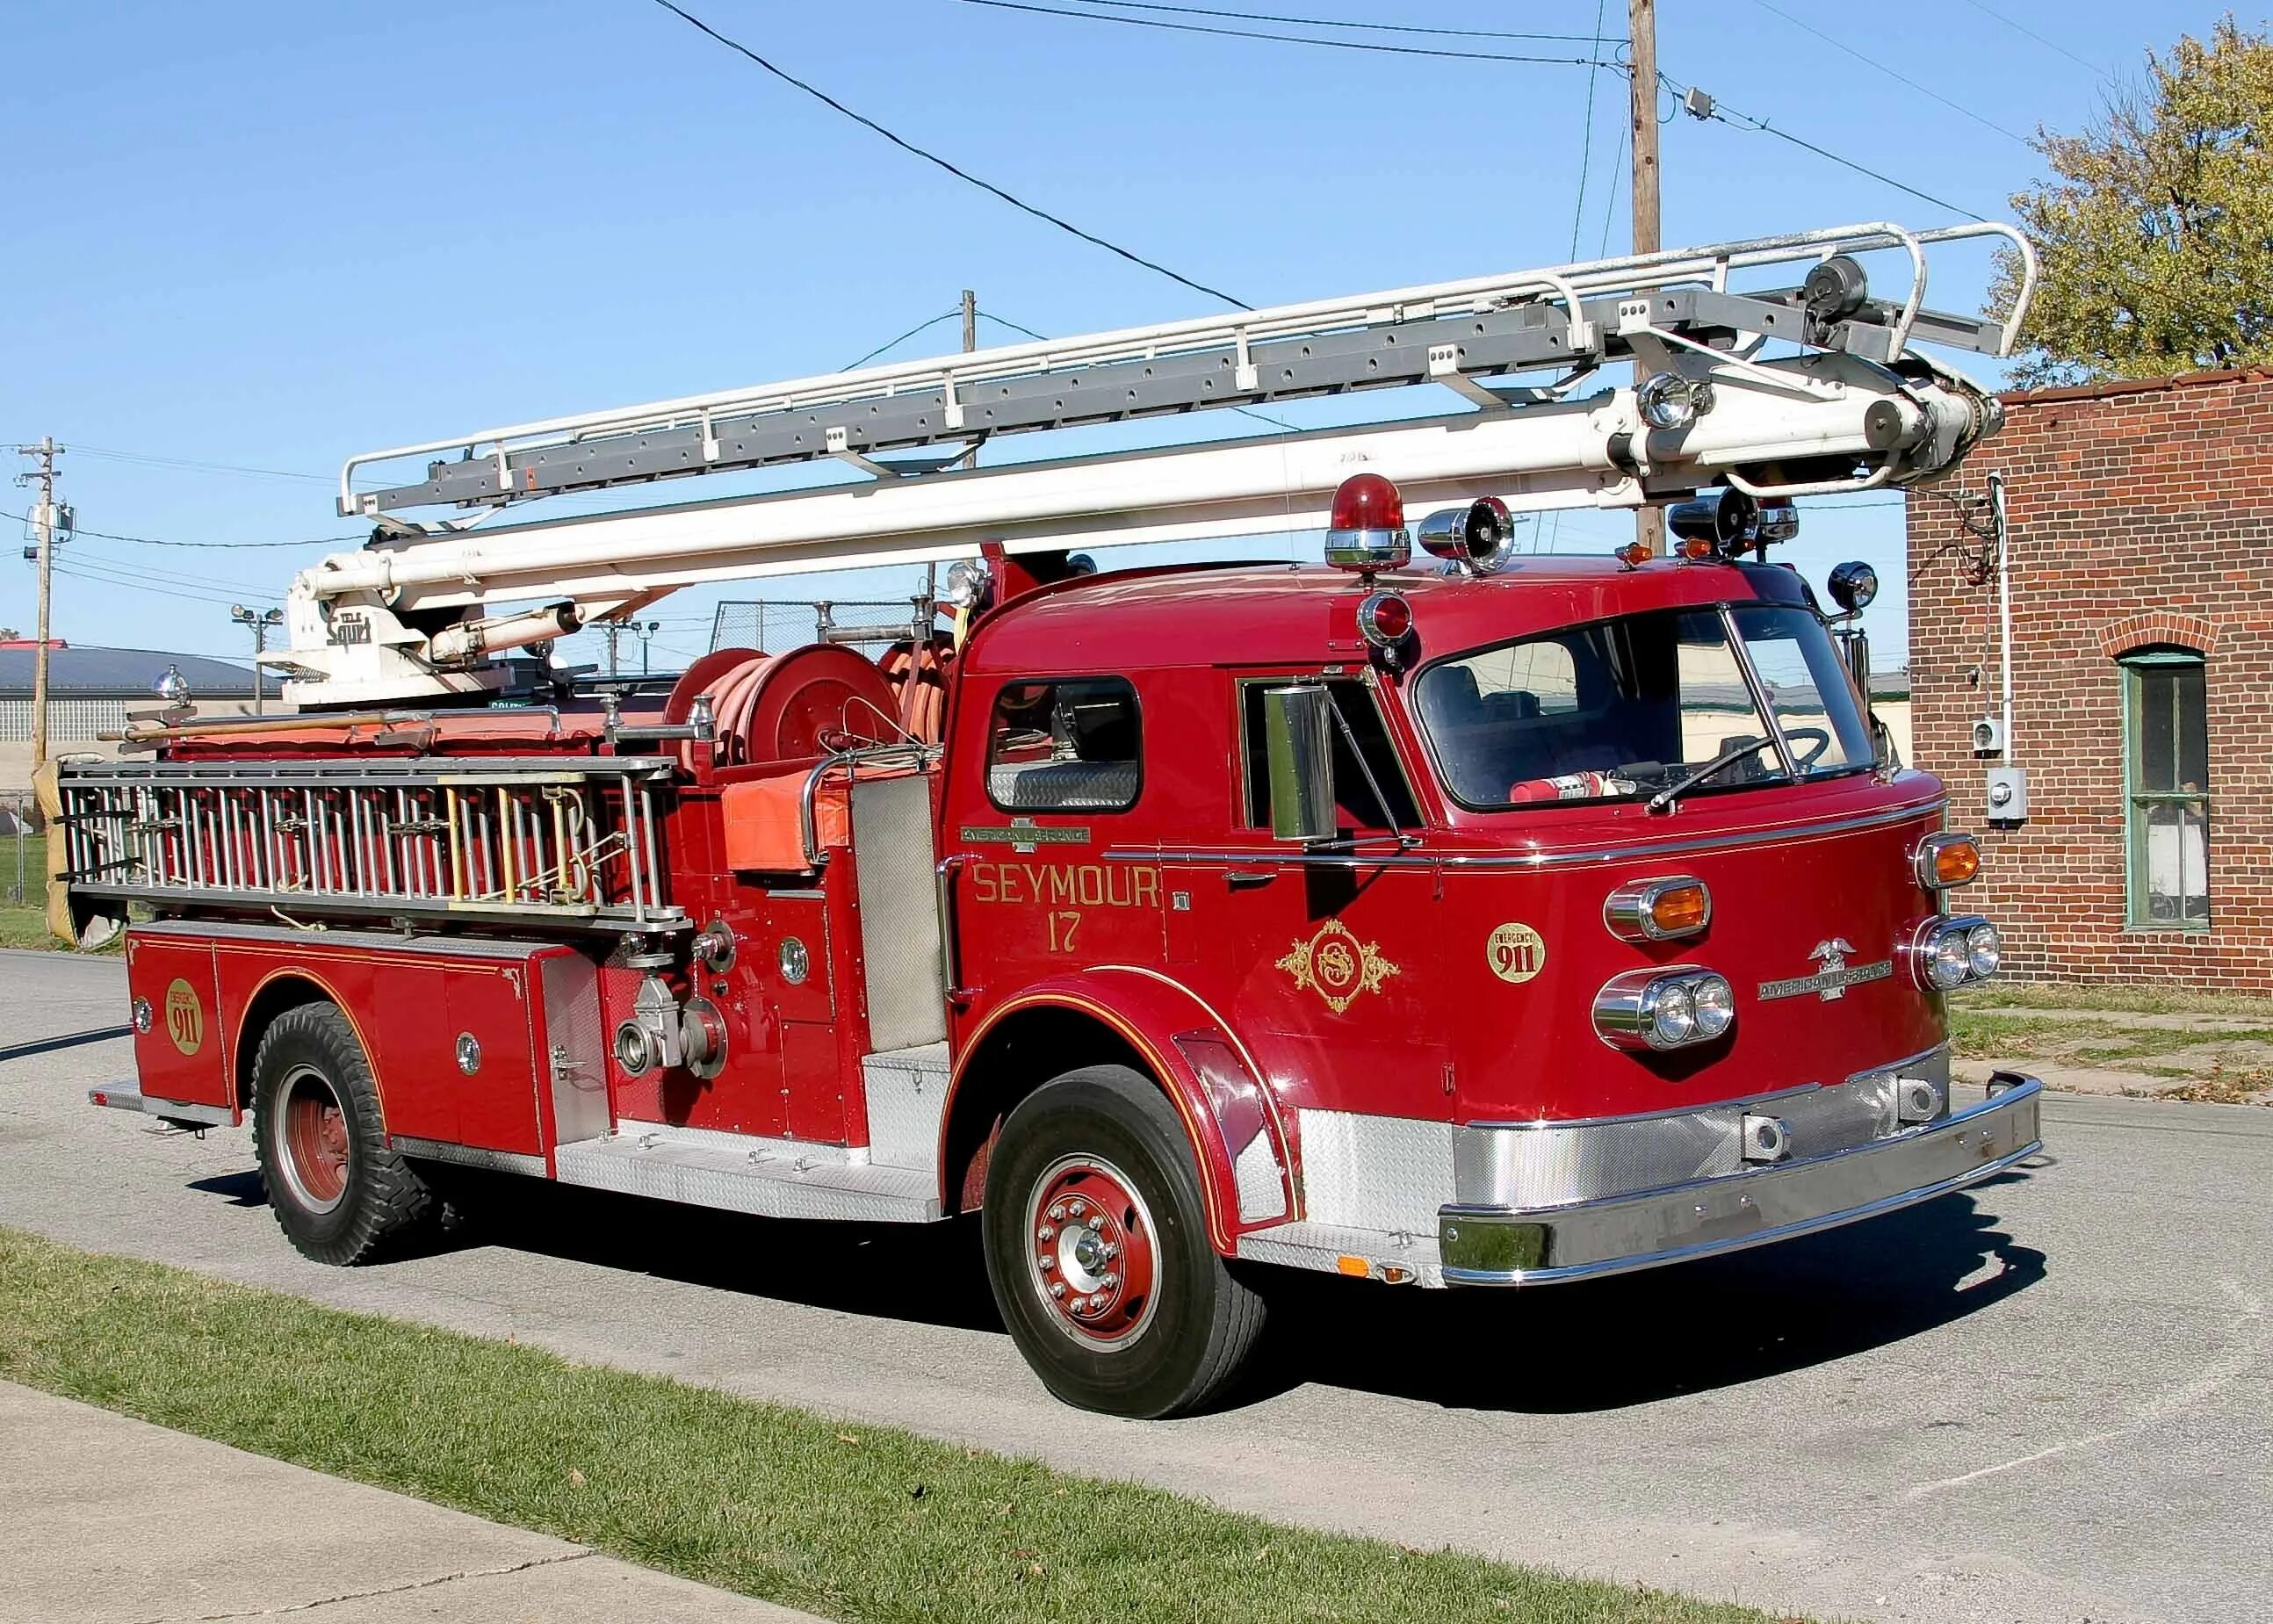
1436;1074;2041;1285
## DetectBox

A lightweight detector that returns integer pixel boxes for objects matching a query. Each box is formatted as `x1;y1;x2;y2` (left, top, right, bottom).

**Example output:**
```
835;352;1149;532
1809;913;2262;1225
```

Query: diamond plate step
554;1120;940;1224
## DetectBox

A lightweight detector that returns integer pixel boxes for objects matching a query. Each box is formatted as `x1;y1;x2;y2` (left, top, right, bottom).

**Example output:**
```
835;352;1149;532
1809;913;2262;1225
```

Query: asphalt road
3;949;2266;1624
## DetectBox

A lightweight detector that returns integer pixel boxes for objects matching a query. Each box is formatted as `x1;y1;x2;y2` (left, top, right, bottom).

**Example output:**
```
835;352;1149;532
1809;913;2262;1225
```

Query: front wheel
251;1003;437;1266
982;1065;1266;1418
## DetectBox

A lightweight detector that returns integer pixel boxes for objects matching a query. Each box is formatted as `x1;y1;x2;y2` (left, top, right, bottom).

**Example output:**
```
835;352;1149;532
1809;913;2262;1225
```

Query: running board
1235;1220;1443;1288
552;1120;941;1224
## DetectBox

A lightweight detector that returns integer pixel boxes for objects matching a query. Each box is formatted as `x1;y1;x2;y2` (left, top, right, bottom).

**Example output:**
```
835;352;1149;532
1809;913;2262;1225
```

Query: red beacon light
1325;473;1411;573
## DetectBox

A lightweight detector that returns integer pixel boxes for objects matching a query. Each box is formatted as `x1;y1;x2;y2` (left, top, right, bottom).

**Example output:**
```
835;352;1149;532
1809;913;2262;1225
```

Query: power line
643;0;1252;309
1954;0;2111;83
842;309;963;371
1695;86;1990;222
958;0;1624;68
1745;0;2030;146
1568;0;1612;259
57;444;336;485
0;508;357;551
1064;0;1605;44
50;561;255;609
964;0;1983;235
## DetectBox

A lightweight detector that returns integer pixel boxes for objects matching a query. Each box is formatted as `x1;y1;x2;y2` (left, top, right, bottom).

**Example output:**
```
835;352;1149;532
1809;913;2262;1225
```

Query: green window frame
2120;648;2210;930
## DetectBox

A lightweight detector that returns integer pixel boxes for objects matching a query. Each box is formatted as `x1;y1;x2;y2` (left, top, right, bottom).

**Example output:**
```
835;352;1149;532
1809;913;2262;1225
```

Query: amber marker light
1605;876;1713;942
1916;832;1981;890
1615;540;1652;568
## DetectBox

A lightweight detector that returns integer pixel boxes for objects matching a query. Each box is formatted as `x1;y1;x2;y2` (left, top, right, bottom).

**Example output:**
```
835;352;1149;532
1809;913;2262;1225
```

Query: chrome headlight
1595;967;1737;1052
1907;914;2001;991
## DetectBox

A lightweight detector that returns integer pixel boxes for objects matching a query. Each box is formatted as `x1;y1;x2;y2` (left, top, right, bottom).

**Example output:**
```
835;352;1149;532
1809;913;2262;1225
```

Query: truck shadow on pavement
189;1158;2047;1413
1247;1170;2049;1412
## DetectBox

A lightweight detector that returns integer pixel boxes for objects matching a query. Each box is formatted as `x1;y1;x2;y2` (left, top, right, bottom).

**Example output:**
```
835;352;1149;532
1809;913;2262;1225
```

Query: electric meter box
1986;766;2028;824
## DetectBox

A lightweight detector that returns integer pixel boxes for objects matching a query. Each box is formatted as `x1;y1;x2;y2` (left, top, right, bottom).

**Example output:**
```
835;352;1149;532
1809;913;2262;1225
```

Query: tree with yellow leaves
2002;18;2273;388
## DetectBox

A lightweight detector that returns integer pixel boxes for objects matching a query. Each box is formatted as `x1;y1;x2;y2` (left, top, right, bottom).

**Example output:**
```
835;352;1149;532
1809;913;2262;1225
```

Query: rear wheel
251;1003;437;1266
982;1065;1266;1418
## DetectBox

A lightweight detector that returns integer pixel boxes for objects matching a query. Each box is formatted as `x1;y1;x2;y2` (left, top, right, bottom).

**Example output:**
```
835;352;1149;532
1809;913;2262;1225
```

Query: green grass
1;832;55;949
0;1228;1793;1624
1952;982;2273;1021
1951;1010;2273;1065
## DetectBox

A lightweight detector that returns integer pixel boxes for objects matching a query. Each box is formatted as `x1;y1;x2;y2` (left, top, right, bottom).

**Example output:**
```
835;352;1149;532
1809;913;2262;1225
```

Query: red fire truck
52;223;2044;1417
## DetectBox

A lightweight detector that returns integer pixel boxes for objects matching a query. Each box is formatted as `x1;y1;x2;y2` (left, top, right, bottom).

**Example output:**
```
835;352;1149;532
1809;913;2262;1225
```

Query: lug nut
1101;1242;1119;1260
1038;1255;1054;1271
1037;1224;1056;1241
1050;1281;1066;1299
1048;1202;1066;1222
1100;1272;1118;1290
1067;1199;1086;1217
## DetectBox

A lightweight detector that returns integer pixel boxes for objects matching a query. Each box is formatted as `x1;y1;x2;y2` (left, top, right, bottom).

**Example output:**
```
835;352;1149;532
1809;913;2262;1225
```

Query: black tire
250;1003;437;1266
982;1065;1266;1418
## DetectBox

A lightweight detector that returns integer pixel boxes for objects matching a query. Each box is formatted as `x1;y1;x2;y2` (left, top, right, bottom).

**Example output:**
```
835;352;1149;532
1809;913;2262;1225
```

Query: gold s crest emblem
1485;921;1547;984
1277;919;1398;1014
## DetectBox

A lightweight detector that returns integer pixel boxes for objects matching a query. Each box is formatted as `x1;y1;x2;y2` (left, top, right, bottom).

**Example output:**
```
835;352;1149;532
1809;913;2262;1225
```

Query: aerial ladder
267;220;2034;707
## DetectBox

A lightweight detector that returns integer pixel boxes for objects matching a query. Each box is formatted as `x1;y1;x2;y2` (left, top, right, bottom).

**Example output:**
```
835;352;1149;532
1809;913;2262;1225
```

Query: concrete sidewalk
0;1381;825;1624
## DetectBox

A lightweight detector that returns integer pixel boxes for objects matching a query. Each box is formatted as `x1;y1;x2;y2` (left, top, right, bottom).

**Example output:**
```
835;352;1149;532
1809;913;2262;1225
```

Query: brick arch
2096;612;2219;659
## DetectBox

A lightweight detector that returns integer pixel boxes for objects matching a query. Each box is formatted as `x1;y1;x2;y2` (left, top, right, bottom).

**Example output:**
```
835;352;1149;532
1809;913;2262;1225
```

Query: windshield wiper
1646;736;1773;814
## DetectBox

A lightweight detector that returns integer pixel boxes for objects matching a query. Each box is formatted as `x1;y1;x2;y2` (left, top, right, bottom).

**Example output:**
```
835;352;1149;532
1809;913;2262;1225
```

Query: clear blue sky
0;0;2221;671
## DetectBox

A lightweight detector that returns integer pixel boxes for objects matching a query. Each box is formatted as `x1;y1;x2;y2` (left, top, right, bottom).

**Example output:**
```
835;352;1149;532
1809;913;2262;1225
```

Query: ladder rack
343;221;2036;517
56;757;683;933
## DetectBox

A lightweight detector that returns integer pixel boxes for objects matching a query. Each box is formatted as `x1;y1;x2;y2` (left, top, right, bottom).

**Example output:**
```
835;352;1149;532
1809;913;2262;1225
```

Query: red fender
946;967;1296;1252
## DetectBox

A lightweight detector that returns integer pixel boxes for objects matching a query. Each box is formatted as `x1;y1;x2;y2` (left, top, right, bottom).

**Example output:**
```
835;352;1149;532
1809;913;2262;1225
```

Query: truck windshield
1413;603;1874;808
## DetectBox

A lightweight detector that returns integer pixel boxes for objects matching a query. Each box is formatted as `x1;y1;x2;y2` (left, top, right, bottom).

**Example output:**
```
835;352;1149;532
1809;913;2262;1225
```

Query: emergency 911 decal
1485;922;1548;984
162;978;206;1056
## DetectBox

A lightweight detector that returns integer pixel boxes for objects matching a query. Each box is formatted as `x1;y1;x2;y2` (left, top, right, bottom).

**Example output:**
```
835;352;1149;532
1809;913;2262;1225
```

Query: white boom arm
278;220;2035;704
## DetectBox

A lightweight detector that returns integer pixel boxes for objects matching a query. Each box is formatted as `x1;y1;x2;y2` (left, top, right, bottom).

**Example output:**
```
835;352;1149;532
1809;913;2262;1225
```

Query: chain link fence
707;599;934;654
3;799;35;907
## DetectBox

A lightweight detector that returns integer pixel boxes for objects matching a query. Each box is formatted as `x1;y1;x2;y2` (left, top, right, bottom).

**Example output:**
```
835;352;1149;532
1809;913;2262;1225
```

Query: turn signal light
1604;876;1712;942
1615;540;1652;568
1916;832;1981;890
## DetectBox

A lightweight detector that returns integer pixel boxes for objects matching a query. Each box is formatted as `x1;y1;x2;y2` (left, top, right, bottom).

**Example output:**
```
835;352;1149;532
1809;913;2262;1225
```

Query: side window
2123;649;2209;927
1241;677;1420;832
985;677;1142;812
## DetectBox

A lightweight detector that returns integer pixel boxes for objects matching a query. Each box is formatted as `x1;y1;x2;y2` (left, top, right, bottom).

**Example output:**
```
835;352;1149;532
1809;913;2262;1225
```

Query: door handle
935;855;977;1004
1224;869;1278;888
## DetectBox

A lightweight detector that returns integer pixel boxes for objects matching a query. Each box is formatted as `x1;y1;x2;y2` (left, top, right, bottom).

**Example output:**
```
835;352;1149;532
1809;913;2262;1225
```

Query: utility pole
961;288;979;475
1627;0;1666;556
603;620;624;678
230;604;284;715
13;437;63;825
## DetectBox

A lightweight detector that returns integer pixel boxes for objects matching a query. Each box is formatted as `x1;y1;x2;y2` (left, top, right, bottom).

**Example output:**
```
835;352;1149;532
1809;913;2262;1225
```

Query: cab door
942;673;1165;1018
1203;671;1449;1122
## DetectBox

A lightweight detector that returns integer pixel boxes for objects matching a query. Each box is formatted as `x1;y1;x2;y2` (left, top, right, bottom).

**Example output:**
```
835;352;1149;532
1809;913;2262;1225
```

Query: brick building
1907;369;2273;990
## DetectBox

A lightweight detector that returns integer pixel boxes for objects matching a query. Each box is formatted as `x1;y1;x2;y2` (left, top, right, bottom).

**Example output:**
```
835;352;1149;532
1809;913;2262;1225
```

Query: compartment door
124;931;230;1112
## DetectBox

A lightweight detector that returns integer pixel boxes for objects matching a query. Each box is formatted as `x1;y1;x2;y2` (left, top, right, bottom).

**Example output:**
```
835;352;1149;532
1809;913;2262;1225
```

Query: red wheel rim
280;1068;350;1213
1024;1156;1158;1347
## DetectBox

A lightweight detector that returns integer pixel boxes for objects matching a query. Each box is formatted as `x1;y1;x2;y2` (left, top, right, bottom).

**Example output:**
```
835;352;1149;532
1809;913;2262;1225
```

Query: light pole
230;604;284;716
632;620;660;675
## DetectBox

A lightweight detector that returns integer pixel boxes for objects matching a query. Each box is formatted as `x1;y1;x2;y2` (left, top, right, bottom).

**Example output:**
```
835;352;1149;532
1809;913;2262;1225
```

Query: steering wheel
1785;726;1832;769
